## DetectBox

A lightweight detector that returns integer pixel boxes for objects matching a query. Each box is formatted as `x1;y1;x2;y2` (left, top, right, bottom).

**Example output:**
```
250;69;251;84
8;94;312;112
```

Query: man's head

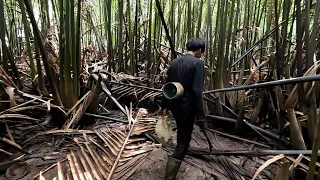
186;38;206;58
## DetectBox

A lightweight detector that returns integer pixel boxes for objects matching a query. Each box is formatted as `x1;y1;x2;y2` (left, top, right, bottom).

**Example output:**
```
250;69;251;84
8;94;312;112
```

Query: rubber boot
165;156;182;180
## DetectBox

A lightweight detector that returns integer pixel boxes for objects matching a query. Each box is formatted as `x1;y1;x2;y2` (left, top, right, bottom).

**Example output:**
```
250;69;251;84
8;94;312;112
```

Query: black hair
186;38;206;53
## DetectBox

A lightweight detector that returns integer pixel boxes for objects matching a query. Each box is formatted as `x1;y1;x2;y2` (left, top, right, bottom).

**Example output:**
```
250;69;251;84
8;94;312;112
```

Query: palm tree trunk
23;0;63;107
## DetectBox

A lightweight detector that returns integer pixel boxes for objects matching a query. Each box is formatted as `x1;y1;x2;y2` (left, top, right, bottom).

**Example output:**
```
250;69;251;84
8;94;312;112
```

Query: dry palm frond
283;115;308;129
0;113;46;130
0;98;38;115
284;61;320;109
252;154;285;180
23;129;95;144
63;90;94;129
39;171;46;180
57;161;65;180
5;105;43;113
289;154;304;171
67;91;92;116
285;156;317;174
0;66;18;89
44;108;160;180
236;60;269;106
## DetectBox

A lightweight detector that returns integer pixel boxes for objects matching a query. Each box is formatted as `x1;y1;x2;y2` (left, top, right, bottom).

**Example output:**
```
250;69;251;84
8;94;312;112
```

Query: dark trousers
171;111;195;160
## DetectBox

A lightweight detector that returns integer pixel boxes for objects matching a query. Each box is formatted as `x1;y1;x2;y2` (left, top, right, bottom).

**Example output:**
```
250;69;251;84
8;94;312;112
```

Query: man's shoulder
171;54;204;66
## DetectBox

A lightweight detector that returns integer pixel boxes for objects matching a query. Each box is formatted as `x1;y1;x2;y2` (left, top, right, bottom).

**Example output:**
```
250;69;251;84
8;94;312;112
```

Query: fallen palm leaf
23;129;95;144
57;161;64;180
38;107;159;180
68;154;80;180
76;150;94;180
0;98;37;115
252;154;285;180
303;156;320;168
284;62;320;109
286;156;311;172
0;66;18;89
78;143;104;180
84;134;108;178
63;90;94;129
289;154;303;171
67;91;91;116
283;115;308;129
0;113;42;122
107;113;137;180
39;171;46;180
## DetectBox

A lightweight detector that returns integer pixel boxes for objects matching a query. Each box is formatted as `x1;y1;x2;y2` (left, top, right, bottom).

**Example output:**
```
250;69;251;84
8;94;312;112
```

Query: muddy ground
129;132;275;180
128;149;205;180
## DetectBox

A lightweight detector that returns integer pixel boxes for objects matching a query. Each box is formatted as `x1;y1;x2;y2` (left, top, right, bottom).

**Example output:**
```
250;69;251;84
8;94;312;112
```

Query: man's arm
192;60;205;120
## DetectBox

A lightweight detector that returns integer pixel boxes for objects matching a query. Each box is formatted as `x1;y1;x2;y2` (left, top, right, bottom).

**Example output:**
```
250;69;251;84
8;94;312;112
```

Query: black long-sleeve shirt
162;53;205;121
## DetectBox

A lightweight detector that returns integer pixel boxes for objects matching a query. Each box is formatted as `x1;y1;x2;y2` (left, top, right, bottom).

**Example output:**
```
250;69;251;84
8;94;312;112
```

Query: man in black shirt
159;38;207;180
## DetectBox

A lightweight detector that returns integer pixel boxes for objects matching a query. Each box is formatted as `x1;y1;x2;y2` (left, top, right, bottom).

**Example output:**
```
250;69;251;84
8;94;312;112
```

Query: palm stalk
70;0;77;101
75;0;82;99
45;0;50;29
304;0;311;69
205;0;211;68
211;0;221;72
34;37;47;93
147;0;152;78
196;0;204;38
307;101;320;180
295;0;304;111
224;0;236;84
307;0;320;65
127;0;134;74
58;0;66;104
176;0;181;49
216;0;227;100
134;0;139;75
64;0;75;107
118;0;124;72
187;0;192;40
23;0;63;106
170;0;174;60
279;0;291;79
0;0;8;71
17;0;36;81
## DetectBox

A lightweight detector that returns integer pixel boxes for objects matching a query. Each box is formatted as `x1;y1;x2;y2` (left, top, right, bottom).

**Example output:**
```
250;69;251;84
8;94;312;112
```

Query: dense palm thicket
0;0;320;178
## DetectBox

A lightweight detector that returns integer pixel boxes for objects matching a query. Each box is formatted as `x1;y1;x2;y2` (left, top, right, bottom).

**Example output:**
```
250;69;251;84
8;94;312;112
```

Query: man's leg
165;113;195;180
172;114;195;160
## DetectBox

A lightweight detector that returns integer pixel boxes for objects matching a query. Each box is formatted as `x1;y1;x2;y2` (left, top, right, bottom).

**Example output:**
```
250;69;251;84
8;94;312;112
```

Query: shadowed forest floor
129;128;275;180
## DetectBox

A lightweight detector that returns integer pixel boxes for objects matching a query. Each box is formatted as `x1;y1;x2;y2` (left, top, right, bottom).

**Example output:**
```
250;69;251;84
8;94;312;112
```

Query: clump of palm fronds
36;108;160;180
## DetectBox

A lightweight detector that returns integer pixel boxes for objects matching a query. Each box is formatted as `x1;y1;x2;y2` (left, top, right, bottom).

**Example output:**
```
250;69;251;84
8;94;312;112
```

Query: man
159;38;207;180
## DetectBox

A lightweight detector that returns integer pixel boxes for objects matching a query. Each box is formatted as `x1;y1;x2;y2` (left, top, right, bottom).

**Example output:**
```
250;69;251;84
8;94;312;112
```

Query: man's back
167;54;204;92
165;53;205;119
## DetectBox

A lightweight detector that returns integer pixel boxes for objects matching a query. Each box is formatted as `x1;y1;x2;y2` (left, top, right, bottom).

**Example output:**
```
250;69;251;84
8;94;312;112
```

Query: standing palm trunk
23;0;63;107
